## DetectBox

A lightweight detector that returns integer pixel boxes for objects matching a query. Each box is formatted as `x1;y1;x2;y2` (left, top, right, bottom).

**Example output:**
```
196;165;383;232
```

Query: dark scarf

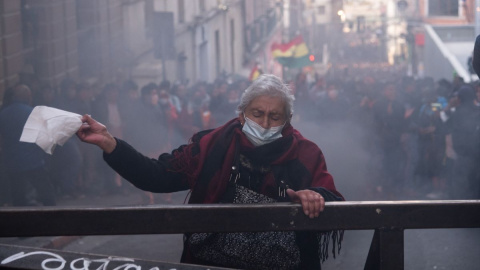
168;118;342;203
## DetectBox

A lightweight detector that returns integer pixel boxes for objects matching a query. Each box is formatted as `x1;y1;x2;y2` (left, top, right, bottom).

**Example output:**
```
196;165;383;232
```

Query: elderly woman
77;74;343;269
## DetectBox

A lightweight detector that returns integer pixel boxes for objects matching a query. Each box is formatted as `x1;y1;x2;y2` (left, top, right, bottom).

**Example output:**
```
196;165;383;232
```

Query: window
428;0;458;17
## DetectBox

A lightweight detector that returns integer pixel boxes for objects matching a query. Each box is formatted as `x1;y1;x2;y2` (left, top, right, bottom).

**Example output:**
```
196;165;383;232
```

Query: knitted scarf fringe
318;229;344;263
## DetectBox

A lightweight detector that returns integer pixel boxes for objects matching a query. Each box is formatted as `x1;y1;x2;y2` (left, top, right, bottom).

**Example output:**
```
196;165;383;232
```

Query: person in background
158;86;179;148
70;82;96;197
34;80;88;198
56;78;78;112
188;82;214;130
398;77;421;197
135;83;168;156
0;85;56;206
226;81;241;109
33;83;56;107
210;79;231;125
317;80;351;124
308;78;326;111
415;84;448;199
167;81;182;116
445;85;480;199
92;83;124;194
118;80;141;144
93;84;123;138
171;82;196;143
294;72;309;119
474;81;480;107
372;82;406;196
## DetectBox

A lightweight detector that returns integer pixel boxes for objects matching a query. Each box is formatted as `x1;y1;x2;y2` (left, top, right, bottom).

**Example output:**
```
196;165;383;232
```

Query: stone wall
0;0;129;103
0;0;23;101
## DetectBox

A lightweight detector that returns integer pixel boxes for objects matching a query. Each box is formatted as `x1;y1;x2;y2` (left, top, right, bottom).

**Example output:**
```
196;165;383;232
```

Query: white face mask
242;115;285;146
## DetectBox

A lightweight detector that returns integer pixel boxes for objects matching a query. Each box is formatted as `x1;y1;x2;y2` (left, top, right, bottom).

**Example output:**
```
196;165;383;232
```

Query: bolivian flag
271;35;311;68
249;65;262;81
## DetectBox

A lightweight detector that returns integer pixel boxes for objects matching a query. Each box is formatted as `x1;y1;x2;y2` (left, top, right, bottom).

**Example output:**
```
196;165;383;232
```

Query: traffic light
309;54;315;62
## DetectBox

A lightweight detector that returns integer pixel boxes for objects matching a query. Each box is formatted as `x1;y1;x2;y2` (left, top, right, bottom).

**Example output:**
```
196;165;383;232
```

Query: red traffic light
309;54;315;62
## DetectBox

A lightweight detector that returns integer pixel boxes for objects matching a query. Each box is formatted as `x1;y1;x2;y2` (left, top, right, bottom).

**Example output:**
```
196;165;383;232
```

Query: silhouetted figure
0;85;56;206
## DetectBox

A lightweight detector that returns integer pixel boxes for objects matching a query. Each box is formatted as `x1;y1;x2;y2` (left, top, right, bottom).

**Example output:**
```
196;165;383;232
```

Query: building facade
418;0;475;24
151;0;248;83
0;0;284;104
0;0;128;102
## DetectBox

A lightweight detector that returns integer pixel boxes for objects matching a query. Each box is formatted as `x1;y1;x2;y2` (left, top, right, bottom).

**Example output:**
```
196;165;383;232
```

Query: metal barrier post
365;228;404;270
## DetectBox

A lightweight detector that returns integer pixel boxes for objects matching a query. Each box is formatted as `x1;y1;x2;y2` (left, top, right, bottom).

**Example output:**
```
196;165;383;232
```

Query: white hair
235;74;295;117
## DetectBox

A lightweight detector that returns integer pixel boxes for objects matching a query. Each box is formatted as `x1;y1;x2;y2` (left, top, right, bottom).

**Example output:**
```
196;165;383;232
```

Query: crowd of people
0;75;251;206
0;67;479;206
291;68;480;200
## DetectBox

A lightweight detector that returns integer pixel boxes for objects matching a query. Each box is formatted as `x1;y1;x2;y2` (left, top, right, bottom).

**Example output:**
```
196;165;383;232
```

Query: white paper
20;106;82;154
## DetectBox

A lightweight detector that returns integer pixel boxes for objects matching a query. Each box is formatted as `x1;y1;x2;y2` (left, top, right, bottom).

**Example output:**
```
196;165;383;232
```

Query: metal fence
1;200;479;269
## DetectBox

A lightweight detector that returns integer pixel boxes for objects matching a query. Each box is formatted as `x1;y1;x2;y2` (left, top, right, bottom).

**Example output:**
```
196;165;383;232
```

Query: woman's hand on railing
286;189;325;219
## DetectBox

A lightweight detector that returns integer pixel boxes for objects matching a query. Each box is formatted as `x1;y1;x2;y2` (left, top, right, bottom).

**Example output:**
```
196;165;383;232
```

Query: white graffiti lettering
1;251;177;270
70;257;134;270
1;251;66;270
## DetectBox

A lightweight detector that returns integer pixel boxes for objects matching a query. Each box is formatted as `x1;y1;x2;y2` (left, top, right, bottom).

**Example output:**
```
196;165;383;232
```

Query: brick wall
0;0;128;104
31;0;79;86
0;0;23;102
76;0;124;83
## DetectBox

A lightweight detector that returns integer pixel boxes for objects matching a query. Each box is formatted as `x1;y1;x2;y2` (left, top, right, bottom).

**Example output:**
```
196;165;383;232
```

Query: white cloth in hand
20;106;82;154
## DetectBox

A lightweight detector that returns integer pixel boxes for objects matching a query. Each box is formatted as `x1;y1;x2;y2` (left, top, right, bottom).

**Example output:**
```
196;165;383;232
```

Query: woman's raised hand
76;114;117;153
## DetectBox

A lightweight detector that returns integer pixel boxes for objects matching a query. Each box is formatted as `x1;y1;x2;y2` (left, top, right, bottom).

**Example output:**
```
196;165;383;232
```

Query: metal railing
1;200;479;269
